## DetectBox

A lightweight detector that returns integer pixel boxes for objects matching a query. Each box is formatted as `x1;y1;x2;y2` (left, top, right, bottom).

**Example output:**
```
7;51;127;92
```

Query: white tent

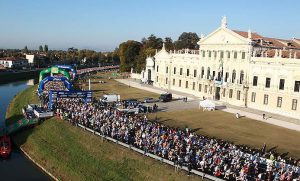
199;100;216;111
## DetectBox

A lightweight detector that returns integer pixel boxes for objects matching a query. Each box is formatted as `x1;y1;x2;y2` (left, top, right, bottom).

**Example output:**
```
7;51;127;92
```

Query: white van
100;94;120;103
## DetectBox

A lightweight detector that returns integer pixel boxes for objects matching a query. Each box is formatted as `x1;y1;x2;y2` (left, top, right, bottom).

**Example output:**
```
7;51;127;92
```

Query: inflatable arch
38;76;73;94
39;67;71;82
55;65;77;80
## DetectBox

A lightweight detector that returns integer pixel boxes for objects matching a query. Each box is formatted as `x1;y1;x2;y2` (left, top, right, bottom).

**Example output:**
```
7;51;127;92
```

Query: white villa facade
135;17;300;119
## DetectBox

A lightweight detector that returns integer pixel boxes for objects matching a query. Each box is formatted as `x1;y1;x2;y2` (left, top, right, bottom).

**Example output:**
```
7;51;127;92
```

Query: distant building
26;54;35;66
0;57;28;68
135;17;300;119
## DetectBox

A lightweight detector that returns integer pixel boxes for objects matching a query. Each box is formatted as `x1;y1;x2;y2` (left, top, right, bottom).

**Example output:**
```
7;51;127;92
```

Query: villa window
208;51;211;57
263;94;269;105
204;85;208;93
292;99;297;110
242;52;246;59
207;67;210;79
165;78;168;84
253;76;258;86
180;68;183;75
173;79;175;85
234;51;237;59
232;70;236;83
279;79;285;90
225;72;229;82
237;90;241;100
192;82;195;90
229;89;233;98
239;71;244;84
220;51;224;59
198;84;202;92
173;67;176;74
265;78;271;88
187;69;190;76
227;51;230;59
294;81;300;92
185;81;189;88
166;67;168;74
277;97;282;108
202;51;205;57
156;66;159;72
179;80;181;87
201;67;204;79
251;92;256;102
194;69;197;78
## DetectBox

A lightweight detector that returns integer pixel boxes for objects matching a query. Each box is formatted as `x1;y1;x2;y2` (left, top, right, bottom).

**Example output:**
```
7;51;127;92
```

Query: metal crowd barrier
77;123;224;181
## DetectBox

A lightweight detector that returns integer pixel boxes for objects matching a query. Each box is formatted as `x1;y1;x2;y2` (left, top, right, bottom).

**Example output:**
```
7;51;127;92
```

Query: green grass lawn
6;84;203;181
80;72;159;101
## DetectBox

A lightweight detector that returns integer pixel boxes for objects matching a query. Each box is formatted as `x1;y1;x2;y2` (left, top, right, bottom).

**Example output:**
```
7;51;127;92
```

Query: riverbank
6;85;202;180
0;70;40;84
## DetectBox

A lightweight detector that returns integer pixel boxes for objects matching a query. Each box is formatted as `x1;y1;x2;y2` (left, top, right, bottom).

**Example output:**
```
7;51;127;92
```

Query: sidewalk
116;78;300;132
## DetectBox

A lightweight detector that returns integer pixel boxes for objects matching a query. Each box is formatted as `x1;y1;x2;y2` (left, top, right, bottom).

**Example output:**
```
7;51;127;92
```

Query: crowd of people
50;97;300;181
43;81;67;92
77;65;119;75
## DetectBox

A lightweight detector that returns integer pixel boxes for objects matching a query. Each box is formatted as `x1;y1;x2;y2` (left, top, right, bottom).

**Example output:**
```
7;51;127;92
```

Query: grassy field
83;72;300;159
6;84;202;181
79;72;159;101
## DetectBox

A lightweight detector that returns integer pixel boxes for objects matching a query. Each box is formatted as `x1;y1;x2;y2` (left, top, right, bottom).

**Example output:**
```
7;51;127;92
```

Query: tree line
116;32;200;72
0;45;119;67
0;32;199;70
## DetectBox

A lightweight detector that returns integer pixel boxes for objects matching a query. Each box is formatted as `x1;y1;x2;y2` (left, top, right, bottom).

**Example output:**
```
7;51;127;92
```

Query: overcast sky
0;0;299;51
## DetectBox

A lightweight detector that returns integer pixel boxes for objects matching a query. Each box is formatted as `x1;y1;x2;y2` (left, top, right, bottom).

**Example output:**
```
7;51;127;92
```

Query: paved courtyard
117;78;300;132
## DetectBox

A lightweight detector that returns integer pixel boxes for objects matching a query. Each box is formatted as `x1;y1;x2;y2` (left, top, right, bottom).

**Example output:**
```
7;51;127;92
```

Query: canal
0;79;50;180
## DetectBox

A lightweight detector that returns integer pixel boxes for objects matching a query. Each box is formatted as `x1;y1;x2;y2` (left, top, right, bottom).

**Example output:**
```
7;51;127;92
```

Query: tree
39;45;43;52
23;46;28;54
164;37;174;50
44;45;48;53
142;34;163;49
118;40;142;72
174;32;200;50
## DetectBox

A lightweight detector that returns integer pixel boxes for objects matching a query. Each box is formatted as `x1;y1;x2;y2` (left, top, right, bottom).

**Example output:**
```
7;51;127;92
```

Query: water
0;79;50;180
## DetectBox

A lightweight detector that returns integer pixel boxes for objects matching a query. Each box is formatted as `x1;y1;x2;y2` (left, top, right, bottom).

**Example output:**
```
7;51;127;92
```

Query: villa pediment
198;27;250;45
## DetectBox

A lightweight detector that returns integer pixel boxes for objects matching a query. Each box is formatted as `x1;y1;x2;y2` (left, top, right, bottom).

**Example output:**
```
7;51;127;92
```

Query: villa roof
233;30;300;50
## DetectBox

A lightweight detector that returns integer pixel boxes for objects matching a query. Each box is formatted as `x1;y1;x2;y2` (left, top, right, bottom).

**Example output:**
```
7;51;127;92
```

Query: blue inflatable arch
38;76;73;94
55;65;77;80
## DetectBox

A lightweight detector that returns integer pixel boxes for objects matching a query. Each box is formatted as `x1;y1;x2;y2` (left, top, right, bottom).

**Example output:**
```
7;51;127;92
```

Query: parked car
137;104;152;113
159;93;172;102
124;99;139;107
143;97;157;103
100;94;120;103
117;107;139;114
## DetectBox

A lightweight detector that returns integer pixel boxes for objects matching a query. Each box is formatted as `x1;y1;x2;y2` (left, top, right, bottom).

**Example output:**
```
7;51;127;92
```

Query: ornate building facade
138;17;300;119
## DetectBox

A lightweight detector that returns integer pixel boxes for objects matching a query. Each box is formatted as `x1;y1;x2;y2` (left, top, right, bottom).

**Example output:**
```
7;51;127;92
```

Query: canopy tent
199;99;216;111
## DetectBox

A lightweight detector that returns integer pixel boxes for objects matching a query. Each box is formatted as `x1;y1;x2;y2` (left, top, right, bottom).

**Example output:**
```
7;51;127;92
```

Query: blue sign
49;90;92;110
